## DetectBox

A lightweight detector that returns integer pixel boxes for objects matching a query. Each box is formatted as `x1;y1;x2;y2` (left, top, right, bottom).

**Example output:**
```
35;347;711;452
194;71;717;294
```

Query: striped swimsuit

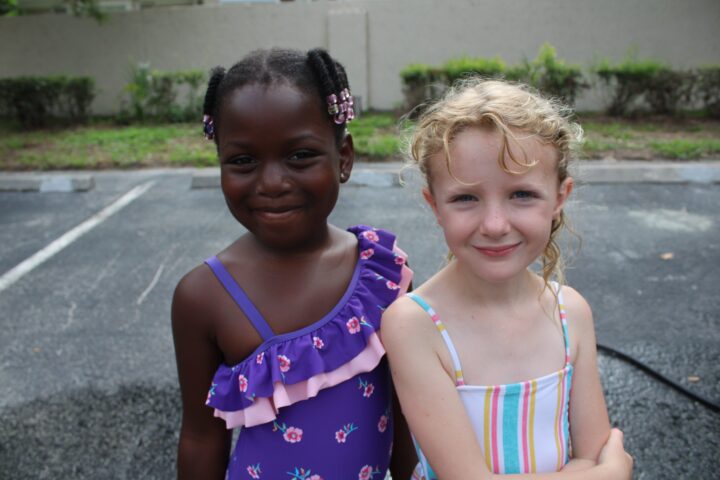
407;284;573;477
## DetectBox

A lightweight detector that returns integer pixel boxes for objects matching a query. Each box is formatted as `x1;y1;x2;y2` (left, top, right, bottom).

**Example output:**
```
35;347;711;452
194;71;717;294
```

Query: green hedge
0;76;95;128
401;46;720;118
694;65;720;119
118;62;205;123
400;43;587;113
594;58;695;116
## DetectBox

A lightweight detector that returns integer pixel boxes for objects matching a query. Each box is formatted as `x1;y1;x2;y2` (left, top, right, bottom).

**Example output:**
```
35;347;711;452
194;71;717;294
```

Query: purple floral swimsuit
204;226;412;480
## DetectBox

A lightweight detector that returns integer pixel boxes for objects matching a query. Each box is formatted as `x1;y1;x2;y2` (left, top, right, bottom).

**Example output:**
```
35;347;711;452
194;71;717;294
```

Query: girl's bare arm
172;271;232;480
381;297;632;480
561;286;611;464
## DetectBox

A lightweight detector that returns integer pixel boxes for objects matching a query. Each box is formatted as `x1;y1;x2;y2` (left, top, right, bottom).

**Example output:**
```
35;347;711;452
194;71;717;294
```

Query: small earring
340;172;347;181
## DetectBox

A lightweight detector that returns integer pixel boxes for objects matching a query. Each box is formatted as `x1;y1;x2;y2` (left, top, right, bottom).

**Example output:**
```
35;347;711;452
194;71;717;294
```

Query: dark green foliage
442;56;505;83
527;43;587;106
0;0;19;16
0;76;95;128
399;44;588;113
694;66;720;118
594;57;693;116
59;77;96;122
399;63;445;117
119;62;205;123
645;69;694;115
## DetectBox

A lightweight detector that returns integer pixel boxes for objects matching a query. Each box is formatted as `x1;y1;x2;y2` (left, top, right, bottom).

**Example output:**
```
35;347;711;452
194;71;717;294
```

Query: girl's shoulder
556;284;597;359
172;261;223;326
557;284;593;328
381;292;446;355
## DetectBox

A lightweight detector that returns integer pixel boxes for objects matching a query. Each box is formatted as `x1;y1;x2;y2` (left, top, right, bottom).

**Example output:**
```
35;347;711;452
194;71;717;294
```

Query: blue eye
451;194;476;202
512;190;537;200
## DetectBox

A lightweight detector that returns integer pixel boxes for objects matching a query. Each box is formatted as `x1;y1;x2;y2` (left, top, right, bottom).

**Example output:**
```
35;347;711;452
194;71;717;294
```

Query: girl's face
217;82;353;251
424;127;572;284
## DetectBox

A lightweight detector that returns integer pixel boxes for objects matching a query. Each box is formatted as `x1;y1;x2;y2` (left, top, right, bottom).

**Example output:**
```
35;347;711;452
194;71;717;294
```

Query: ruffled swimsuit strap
205;256;275;341
552;281;571;366
406;293;466;386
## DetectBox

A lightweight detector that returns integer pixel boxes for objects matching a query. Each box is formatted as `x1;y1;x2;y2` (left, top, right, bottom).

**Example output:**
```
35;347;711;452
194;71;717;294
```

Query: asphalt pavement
0;162;718;479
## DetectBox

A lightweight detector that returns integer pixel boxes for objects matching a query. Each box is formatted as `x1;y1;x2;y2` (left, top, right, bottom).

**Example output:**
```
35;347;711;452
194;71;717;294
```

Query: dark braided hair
202;48;353;147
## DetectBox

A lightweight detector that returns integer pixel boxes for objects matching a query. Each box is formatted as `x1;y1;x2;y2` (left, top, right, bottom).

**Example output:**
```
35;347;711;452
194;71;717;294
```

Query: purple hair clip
327;89;355;125
203;114;215;140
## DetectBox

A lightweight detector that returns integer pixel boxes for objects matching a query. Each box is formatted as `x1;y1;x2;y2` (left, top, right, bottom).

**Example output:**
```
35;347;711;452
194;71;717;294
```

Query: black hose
597;342;720;414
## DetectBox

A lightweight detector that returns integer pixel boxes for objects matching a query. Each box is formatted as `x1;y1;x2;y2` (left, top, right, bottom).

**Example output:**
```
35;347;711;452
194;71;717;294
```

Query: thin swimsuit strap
406;292;466;386
205;256;275;341
406;282;570;387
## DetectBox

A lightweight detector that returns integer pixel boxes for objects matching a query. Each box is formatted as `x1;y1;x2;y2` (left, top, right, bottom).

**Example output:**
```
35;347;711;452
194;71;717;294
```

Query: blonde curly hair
408;78;583;288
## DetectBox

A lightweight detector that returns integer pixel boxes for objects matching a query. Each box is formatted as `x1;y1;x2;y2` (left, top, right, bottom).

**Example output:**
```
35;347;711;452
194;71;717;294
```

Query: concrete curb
190;161;720;189
0;174;95;192
572;161;720;184
2;161;719;192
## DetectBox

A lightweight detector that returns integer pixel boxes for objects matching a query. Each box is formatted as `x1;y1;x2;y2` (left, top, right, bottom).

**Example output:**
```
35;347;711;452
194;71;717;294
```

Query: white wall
1;0;719;113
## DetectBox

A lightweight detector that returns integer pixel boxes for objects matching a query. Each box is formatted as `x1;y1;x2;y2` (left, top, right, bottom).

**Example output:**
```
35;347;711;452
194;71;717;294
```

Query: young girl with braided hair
172;48;416;479
382;79;633;479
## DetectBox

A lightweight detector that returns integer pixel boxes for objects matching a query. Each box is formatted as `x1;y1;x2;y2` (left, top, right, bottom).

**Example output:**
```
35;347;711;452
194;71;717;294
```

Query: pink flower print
277;354;291;373
335;423;358;443
394;254;405;265
358;465;382;480
283;426;303;443
346;316;361;334
246;463;261;479
378;414;388;433
360;248;375;260
287;468;321;480
358;378;375;398
256;352;264;365
362;230;380;242
364;384;375;398
237;374;248;393
386;280;400;290
312;336;324;349
274;422;303;443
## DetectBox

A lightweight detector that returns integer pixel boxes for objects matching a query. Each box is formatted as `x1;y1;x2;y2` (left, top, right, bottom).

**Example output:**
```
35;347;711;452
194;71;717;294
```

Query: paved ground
0;164;718;479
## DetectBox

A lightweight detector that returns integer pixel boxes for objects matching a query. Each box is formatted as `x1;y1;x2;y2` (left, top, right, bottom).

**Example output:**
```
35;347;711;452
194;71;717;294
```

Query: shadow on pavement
0;384;179;479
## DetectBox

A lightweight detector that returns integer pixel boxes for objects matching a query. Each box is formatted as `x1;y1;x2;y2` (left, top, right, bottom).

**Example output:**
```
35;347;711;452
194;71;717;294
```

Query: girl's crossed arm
560;286;611;471
381;297;632;480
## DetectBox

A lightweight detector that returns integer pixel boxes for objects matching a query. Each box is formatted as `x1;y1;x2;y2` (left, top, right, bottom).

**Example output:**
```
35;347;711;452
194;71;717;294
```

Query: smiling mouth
474;243;520;257
252;205;302;220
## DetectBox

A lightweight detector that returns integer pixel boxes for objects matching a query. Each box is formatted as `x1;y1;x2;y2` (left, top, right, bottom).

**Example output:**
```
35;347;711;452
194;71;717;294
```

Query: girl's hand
597;428;633;479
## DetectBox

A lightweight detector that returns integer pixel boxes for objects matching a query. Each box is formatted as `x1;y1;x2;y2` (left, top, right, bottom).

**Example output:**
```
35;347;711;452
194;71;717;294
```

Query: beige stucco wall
1;0;719;114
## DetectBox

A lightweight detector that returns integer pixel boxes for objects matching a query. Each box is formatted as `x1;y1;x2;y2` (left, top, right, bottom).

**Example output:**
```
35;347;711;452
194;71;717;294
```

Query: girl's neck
448;260;541;307
242;223;344;262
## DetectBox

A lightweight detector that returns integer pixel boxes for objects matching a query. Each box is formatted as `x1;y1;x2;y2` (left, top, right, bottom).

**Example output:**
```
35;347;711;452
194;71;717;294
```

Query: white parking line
0;181;156;294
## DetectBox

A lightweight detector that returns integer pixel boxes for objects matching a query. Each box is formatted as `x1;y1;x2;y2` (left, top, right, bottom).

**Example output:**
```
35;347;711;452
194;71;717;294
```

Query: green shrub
400;63;444;116
527;43;587;106
0;75;95;128
120;62;205;123
694;65;720;118
646;69;694;115
442;56;505;83
595;57;680;116
59;77;95;122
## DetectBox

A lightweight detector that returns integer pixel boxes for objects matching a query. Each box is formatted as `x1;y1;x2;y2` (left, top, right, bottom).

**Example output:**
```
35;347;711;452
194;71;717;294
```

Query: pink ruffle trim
215;332;386;429
393;244;412;295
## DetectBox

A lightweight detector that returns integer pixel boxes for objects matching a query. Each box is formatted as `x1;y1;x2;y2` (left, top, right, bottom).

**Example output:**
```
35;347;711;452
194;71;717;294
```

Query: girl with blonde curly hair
382;79;632;479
